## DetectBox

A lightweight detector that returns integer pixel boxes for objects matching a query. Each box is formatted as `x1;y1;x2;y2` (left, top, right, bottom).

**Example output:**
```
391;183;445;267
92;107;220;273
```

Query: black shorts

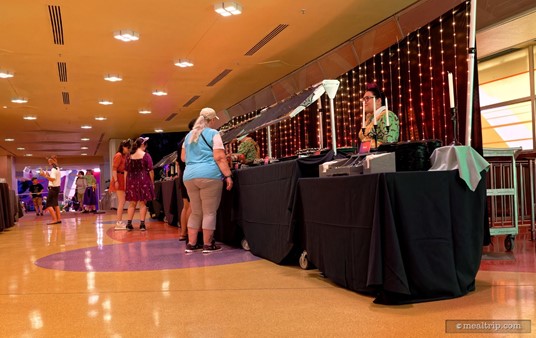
47;186;60;207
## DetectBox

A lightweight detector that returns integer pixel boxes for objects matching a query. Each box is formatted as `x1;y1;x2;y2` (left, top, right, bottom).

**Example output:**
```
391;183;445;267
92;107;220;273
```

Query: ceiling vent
62;92;70;104
207;69;232;87
48;5;64;45
165;113;178;121
94;133;105;155
245;24;289;56
57;62;67;82
183;95;200;107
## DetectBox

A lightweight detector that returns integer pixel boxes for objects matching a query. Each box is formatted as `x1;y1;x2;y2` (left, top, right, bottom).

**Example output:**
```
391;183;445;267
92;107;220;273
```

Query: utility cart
483;147;522;251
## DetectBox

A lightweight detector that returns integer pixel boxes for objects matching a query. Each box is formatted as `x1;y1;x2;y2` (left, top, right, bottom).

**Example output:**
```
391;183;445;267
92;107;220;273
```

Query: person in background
110;139;132;230
227;135;260;166
125;137;155;231
237;135;260;164
82;169;98;213
42;155;62;224
74;171;87;211
181;107;233;253
358;83;399;149
29;177;44;216
176;118;196;241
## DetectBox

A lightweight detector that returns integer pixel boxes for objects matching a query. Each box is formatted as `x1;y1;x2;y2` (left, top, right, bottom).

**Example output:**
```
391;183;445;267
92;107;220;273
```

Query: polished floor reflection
1;211;535;337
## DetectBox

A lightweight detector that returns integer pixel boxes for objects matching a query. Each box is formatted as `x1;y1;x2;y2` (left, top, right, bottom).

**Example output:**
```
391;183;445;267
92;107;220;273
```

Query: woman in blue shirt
181;107;233;253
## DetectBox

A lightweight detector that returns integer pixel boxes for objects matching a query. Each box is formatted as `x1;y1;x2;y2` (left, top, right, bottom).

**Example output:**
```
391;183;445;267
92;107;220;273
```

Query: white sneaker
114;221;127;230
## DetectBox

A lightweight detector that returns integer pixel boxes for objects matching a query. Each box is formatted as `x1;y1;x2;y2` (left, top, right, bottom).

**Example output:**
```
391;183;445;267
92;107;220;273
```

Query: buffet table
296;170;487;304
236;151;334;263
152;179;183;226
153;177;242;246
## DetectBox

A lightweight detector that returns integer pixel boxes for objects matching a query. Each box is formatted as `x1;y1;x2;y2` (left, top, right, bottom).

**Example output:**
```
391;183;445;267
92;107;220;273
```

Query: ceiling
1;0;535;167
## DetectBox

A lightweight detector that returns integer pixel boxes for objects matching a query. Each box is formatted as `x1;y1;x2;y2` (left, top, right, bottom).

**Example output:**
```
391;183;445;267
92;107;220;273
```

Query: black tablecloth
297;170;487;304
151;152;333;252
237;151;334;263
0;183;14;232
214;178;242;247
153;178;243;246
150;182;164;221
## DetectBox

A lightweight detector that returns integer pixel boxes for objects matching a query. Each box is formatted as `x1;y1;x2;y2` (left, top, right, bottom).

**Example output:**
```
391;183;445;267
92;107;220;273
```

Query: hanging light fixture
214;2;242;16
113;30;139;42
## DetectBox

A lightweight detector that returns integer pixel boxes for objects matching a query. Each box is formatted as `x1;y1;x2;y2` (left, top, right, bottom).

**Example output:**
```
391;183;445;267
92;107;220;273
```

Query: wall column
0;155;16;190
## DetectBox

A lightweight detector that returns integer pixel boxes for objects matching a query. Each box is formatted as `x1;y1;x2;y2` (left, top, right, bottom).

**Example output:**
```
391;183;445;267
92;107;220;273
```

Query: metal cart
483;147;522;251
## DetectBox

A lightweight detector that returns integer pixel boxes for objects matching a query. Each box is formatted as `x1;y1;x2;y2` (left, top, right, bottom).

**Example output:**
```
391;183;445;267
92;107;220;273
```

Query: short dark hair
366;83;386;105
117;139;132;153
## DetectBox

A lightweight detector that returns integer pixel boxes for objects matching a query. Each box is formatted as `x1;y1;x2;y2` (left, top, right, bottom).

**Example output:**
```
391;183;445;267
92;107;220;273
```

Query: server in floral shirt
237;136;260;164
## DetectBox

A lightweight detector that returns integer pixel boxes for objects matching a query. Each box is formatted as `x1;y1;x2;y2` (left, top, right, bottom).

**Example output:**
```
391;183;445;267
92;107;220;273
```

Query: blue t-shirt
183;128;222;181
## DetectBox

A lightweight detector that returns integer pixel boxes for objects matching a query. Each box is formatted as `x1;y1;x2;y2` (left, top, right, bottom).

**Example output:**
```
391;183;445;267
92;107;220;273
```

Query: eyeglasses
362;96;376;101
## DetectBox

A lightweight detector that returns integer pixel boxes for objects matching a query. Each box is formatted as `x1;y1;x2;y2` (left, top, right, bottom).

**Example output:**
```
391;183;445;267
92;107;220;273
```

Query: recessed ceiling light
214;2;242;16
23;115;37;120
152;90;167;96
81;153;88;156
11;97;28;104
99;99;113;105
139;109;151;114
81;125;92;129
81;146;88;150
174;59;194;68
81;138;90;141
104;74;122;82
5;138;15;142
17;147;25;150
95;116;107;121
113;30;139;42
0;70;14;78
24;154;33;157
154;129;164;133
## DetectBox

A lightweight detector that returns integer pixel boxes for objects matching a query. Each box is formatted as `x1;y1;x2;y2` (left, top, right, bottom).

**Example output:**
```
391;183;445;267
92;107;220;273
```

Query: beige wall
0;155;16;189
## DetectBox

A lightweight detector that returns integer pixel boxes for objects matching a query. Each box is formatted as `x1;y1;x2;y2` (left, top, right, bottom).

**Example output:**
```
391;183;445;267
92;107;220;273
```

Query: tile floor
0;211;534;337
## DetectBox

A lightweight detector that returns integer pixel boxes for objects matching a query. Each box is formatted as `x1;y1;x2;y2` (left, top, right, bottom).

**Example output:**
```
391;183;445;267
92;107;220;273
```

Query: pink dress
125;153;155;201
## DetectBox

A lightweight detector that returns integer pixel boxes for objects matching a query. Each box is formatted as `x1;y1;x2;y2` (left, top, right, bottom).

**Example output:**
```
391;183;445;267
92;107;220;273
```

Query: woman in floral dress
125;137;155;231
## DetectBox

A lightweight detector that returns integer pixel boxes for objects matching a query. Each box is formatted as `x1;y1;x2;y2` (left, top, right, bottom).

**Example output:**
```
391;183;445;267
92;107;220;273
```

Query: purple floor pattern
35;239;260;272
